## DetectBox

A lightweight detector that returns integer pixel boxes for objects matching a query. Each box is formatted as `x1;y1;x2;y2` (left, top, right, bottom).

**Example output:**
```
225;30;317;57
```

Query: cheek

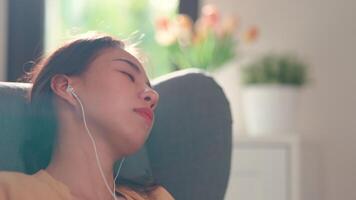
84;72;129;116
80;73;149;151
83;88;149;152
88;91;128;130
79;76;126;129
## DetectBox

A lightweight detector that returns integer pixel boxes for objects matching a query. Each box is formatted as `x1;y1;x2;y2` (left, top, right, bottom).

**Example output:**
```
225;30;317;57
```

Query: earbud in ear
66;85;74;94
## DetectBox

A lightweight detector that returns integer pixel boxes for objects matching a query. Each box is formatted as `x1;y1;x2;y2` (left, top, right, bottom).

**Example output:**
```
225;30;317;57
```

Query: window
45;0;179;78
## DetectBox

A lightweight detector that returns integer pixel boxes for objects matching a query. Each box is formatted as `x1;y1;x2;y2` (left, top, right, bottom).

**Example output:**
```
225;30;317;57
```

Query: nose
141;87;159;110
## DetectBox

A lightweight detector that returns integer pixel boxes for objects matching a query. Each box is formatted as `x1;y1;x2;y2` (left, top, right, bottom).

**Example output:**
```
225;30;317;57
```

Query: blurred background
0;0;355;200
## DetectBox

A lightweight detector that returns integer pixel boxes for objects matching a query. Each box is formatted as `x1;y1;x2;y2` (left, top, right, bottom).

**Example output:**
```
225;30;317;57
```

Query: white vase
242;84;300;136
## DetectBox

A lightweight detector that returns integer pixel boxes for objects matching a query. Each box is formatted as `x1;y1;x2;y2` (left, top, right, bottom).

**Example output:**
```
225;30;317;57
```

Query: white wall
0;0;7;81
203;0;356;200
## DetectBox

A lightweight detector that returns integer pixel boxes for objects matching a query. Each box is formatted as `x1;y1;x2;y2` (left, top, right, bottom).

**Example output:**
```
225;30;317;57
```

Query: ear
50;74;77;106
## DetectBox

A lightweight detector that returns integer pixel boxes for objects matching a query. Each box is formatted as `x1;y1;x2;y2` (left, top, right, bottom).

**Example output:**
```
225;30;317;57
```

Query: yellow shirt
0;170;174;200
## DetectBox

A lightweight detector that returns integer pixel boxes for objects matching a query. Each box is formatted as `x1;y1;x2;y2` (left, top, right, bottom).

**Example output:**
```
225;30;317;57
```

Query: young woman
0;34;174;200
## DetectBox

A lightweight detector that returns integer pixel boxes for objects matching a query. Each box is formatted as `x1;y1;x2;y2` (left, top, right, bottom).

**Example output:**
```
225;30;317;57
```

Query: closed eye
120;71;135;82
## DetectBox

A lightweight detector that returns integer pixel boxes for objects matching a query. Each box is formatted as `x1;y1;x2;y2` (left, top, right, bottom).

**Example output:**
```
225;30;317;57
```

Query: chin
120;131;149;155
121;139;146;156
134;131;150;148
110;118;152;155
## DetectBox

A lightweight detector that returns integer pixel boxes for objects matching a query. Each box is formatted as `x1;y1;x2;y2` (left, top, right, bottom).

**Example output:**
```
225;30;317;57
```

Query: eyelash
121;71;135;82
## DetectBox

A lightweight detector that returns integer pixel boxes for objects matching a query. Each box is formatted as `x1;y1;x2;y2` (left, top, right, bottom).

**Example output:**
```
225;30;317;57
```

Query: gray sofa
0;69;232;200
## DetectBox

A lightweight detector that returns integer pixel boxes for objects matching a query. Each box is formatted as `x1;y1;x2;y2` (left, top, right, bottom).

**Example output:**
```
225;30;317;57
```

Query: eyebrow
112;58;152;88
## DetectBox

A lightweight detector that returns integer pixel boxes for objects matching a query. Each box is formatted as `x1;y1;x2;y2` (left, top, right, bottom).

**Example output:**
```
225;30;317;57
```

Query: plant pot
241;84;300;136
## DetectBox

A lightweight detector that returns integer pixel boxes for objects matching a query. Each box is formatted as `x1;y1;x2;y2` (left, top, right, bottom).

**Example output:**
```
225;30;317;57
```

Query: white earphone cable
114;157;125;196
71;89;125;200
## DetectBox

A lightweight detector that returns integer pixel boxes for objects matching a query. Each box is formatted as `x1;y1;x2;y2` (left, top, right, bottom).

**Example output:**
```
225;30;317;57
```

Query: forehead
81;47;151;86
92;47;144;70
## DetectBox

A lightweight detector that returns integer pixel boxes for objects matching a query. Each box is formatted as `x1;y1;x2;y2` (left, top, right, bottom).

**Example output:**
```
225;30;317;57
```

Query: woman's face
73;47;159;155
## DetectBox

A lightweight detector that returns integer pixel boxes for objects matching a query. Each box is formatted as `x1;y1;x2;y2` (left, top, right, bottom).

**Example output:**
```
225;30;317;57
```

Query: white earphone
66;84;74;93
66;84;125;200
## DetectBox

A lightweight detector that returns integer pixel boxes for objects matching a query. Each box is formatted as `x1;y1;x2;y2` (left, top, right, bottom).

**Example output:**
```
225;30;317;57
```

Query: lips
133;107;154;125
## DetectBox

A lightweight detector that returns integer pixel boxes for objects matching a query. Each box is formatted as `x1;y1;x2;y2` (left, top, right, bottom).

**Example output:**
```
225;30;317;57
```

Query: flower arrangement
154;4;258;71
241;53;308;86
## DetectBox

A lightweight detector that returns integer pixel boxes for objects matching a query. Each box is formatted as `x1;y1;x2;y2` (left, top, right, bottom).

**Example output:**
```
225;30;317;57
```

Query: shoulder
0;171;50;199
147;186;175;200
0;171;32;198
0;171;35;186
118;185;175;200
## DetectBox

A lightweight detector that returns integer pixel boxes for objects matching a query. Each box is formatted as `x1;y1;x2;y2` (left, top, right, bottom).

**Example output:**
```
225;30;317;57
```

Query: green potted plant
240;52;308;135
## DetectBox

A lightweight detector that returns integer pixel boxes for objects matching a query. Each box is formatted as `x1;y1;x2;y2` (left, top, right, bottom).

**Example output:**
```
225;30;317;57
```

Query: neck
46;111;124;200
